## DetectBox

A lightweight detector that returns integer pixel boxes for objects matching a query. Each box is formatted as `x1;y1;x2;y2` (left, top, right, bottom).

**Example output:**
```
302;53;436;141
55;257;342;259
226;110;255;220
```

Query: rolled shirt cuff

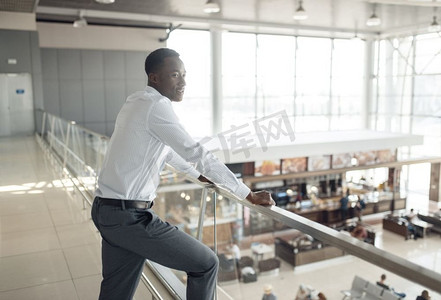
187;168;201;180
234;182;251;200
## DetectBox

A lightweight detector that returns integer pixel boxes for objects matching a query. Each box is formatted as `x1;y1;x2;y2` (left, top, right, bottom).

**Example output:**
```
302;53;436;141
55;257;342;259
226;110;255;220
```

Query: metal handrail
166;165;441;294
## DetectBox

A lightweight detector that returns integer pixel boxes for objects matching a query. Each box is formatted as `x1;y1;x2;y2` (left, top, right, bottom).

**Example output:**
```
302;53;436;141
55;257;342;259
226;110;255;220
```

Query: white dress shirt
96;86;250;202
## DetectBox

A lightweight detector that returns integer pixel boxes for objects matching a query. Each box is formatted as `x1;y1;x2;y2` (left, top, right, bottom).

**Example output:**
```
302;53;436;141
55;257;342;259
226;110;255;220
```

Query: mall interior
1;0;441;299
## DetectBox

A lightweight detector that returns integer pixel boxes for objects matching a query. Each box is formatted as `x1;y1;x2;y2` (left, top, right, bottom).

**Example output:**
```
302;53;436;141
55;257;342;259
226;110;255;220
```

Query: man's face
150;56;186;102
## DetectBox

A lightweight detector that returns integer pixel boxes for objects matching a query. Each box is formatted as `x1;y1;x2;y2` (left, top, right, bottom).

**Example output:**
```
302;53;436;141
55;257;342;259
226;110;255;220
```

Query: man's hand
246;191;275;207
198;175;213;184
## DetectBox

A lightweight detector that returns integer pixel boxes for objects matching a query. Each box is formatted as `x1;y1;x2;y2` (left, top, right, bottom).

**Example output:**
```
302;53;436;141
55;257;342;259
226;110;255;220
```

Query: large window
330;38;365;130
295;37;332;132
167;30;212;138
256;35;295;118
222;32;365;133
372;33;441;158
169;30;366;136
222;33;257;129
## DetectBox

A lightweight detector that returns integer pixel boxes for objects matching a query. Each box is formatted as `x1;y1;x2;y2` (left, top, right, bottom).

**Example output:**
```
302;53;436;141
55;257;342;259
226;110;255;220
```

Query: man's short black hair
145;48;180;75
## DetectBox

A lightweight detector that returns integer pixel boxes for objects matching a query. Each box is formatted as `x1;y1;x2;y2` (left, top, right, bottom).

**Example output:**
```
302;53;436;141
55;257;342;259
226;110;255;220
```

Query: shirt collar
144;85;171;102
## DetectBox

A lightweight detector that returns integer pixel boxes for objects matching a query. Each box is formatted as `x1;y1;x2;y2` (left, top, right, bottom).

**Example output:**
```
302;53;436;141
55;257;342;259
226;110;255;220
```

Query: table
412;219;434;237
251;243;273;261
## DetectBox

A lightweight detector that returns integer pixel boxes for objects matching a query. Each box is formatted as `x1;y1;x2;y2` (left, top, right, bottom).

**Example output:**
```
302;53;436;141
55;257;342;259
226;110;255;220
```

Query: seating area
337;222;377;245
274;236;345;267
382;216;411;240
417;213;441;235
257;258;281;274
341;276;401;300
217;243;281;283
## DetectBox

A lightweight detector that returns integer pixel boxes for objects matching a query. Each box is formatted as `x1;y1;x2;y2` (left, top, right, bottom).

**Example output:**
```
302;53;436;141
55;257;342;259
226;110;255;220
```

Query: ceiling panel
0;0;37;12
1;0;439;36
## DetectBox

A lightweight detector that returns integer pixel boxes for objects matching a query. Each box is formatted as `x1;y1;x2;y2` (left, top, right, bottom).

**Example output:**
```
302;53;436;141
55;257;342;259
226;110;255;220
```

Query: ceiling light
94;0;115;3
73;17;88;28
73;10;88;28
366;12;381;27
203;0;220;13
293;0;308;20
351;33;362;41
429;16;441;32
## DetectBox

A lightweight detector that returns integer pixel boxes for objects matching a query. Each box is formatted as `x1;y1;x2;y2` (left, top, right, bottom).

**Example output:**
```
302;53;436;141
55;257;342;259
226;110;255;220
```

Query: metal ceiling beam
36;6;380;36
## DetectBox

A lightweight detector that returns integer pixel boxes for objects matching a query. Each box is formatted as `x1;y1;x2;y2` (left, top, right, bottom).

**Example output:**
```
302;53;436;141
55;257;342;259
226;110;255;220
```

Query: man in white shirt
91;48;274;300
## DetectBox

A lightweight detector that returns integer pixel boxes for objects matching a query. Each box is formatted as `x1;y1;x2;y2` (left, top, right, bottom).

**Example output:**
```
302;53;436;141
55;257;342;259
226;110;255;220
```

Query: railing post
212;191;218;300
49;115;55;151
213;191;217;255
41;112;47;138
196;187;209;242
63;122;73;174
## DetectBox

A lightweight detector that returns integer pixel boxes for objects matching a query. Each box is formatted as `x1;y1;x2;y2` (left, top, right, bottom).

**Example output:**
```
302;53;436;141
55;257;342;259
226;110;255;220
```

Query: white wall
0;12;37;31
37;22;165;51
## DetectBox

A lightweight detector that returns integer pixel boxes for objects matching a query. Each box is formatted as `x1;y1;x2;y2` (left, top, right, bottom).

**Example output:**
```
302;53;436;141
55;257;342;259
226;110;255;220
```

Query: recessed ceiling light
429;16;441;32
293;0;308;21
203;0;220;13
73;17;88;28
366;13;381;27
94;0;115;4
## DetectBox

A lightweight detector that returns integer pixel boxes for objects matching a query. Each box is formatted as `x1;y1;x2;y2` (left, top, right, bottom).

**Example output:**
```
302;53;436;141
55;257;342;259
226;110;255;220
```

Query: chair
366;283;384;299
382;290;401;300
341;275;369;299
238;256;254;268
257;258;280;273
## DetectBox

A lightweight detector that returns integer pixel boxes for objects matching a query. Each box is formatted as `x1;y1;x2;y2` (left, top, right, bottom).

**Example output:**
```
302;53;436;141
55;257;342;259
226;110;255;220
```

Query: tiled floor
0;136;103;300
0;136;440;300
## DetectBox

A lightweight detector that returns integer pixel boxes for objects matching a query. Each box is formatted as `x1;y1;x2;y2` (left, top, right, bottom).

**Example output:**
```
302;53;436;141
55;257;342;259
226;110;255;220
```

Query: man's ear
148;73;159;84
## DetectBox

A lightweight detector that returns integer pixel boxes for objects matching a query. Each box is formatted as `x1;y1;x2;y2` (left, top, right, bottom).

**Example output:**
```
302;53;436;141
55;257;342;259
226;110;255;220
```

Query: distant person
406;208;417;221
350;223;368;240
405;208;419;240
376;274;406;298
262;284;277;300
295;284;324;300
295;284;312;300
355;195;366;221
416;290;431;300
340;190;350;222
228;242;241;267
317;293;327;300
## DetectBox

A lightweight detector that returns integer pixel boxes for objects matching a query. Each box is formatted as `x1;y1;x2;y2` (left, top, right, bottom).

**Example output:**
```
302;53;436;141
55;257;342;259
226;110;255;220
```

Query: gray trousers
91;197;219;300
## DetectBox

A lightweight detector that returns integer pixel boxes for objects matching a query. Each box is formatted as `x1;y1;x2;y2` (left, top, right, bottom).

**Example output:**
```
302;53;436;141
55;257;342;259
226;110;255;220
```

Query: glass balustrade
35;109;441;299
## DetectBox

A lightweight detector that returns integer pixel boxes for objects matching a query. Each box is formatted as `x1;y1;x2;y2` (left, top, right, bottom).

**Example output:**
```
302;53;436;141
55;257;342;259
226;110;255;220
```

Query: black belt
97;197;154;210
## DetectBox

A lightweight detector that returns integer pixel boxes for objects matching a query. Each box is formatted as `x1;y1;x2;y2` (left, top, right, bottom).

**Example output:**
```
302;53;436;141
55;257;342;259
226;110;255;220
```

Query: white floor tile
63;243;101;279
0;227;61;257
73;275;101;300
0;250;71;291
0;197;48;216
0;280;79;300
56;222;100;249
0;210;54;234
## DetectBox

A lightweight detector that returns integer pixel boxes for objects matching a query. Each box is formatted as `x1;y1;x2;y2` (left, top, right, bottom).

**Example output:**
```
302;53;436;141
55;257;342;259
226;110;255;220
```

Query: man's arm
148;100;274;206
198;175;274;206
166;148;200;179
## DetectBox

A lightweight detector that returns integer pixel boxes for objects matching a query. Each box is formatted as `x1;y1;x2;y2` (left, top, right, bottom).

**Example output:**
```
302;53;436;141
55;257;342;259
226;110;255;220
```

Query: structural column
430;163;441;202
210;26;222;135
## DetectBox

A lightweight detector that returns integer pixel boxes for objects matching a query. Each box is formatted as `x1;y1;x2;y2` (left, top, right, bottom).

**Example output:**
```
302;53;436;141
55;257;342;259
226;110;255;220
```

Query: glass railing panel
207;193;441;300
36;110;441;300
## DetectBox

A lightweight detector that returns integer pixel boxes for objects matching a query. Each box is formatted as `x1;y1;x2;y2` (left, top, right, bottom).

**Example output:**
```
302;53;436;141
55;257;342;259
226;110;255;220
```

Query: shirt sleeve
147;99;250;199
165;148;200;179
